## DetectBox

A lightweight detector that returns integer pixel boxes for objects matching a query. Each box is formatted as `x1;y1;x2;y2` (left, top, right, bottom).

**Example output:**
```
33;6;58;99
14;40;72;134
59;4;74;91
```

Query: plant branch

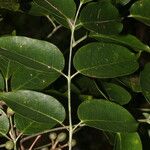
47;25;62;38
9;116;16;140
5;79;8;92
71;71;80;79
0;144;5;148
20;126;67;145
67;2;83;150
34;143;52;150
51;67;68;79
9;116;17;150
46;15;56;28
72;122;84;132
15;132;23;144
29;135;41;150
75;22;83;28
94;81;109;100
73;34;88;47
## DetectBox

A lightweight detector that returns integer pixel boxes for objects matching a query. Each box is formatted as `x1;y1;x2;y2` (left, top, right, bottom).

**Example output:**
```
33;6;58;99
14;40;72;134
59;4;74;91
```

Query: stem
20;126;67;145
67;2;83;150
29;135;41;150
50;140;59;150
67;78;73;150
71;71;80;79
47;25;62;38
0;144;5;148
5;79;8;92
15;133;23;143
5;60;10;92
5;76;16;150
34;143;52;150
51;67;68;79
9;116;17;150
137;108;150;112
5;77;17;150
72;121;84;132
9;116;16;140
73;34;88;47
138;119;150;124
46;15;56;28
13;141;17;150
94;81;109;100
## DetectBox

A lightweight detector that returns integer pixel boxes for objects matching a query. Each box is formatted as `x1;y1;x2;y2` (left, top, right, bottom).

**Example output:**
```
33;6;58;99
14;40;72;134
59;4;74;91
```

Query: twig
67;2;84;150
34;143;52;150
72;122;84;132
29;135;41;150
47;25;62;38
0;144;5;148
94;81;109;100
73;34;88;47
9;116;16;140
71;71;80;79
46;15;56;28
20;126;68;145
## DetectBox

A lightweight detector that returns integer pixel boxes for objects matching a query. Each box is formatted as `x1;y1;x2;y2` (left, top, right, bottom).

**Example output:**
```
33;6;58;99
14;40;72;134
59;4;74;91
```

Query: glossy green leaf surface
80;1;123;34
78;100;138;132
11;63;59;90
103;83;131;105
114;133;142;150
0;57;12;79
90;34;150;52
0;36;65;90
130;0;150;26
0;36;64;73
15;114;52;135
0;90;66;126
140;63;150;103
0;0;20;11
32;0;76;27
29;2;51;16
0;73;4;90
0;57;58;90
73;42;139;78
0;109;9;136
